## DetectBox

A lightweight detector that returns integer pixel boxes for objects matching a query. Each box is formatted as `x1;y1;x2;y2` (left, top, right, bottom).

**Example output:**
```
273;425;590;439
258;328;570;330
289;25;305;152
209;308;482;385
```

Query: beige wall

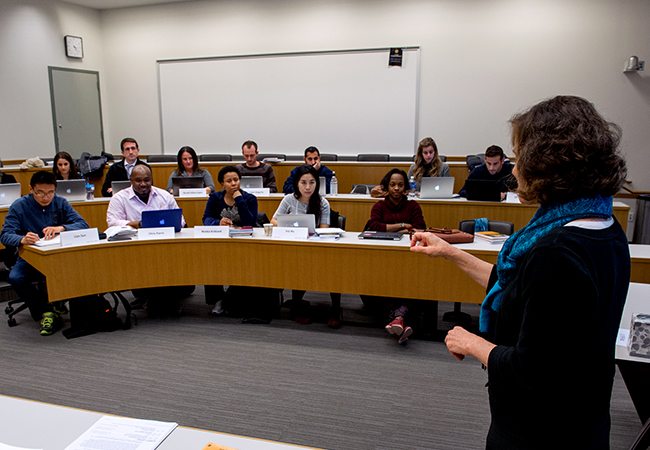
1;0;650;192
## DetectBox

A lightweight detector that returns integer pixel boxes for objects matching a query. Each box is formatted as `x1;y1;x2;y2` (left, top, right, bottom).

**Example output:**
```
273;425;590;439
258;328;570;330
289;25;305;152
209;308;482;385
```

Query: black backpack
63;294;124;339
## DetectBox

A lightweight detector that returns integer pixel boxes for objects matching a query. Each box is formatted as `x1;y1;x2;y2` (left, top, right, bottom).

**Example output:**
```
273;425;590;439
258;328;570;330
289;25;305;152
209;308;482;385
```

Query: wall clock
65;35;83;59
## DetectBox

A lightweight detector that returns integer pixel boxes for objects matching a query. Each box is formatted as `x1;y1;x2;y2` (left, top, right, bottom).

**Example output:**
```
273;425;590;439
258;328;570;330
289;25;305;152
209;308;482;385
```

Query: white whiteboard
158;48;419;156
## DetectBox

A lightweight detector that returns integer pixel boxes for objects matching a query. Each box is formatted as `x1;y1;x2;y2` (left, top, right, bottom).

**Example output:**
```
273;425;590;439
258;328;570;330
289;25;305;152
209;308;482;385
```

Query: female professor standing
411;96;630;449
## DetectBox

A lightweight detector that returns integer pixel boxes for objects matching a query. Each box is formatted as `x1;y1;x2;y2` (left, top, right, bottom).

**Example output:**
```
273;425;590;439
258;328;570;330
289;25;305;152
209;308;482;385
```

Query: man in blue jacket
282;146;334;194
0;171;89;336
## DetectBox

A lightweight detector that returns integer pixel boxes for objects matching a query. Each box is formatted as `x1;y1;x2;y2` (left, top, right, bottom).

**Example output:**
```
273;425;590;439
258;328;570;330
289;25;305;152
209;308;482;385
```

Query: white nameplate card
247;188;271;197
138;227;175;240
272;227;309;239
194;226;229;238
179;188;207;197
60;228;100;247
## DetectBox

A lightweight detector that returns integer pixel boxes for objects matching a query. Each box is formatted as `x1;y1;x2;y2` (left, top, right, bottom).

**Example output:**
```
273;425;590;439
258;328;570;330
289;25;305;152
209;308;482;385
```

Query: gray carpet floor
0;290;642;450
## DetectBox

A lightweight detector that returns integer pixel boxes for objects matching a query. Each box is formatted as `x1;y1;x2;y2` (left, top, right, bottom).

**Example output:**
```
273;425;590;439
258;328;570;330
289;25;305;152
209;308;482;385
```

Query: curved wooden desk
19;229;499;304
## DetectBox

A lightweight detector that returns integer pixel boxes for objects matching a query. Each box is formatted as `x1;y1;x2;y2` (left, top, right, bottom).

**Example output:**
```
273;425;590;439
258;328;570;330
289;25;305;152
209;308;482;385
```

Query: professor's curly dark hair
510;95;627;205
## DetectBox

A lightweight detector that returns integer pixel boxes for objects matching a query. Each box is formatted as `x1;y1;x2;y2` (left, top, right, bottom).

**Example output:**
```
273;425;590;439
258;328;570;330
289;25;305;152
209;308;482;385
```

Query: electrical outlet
628;212;635;222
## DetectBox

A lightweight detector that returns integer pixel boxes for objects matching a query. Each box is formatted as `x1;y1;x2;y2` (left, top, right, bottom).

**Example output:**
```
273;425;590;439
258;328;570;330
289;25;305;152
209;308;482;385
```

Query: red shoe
385;317;404;335
398;326;413;344
327;317;341;329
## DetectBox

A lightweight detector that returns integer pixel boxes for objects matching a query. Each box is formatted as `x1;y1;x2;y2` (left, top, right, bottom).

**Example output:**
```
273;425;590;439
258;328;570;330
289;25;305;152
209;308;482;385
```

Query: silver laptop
240;176;263;189
420;177;455;199
57;179;87;202
0;183;21;206
276;214;317;235
111;180;131;195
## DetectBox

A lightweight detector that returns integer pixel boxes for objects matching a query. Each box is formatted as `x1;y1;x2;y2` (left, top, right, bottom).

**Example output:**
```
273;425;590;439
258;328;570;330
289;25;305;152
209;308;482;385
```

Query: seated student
106;165;189;316
0;170;17;184
236;140;277;193
282;146;334;194
458;145;517;199
202;165;259;316
53;151;82;180
0;171;89;336
101;137;150;197
366;168;426;344
272;165;342;328
166;146;215;195
371;137;449;197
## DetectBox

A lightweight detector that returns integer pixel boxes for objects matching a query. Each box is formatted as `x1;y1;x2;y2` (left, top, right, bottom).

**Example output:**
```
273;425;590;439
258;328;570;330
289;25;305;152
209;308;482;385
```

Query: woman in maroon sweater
368;168;426;233
365;168;426;344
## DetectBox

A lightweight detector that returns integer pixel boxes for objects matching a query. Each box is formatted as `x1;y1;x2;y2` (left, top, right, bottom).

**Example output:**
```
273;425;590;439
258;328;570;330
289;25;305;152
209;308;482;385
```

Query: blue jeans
7;258;49;321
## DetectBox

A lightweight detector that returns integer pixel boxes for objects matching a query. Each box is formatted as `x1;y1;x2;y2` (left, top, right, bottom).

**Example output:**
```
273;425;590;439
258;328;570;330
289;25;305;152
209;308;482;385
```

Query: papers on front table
63;415;177;450
312;227;345;240
104;226;137;241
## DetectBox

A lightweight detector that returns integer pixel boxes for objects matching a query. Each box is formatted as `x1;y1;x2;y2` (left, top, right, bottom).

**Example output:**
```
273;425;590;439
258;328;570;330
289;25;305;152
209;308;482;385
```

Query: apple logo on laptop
66;188;72;194
0;193;5;198
293;221;300;227
159;219;165;225
434;185;440;191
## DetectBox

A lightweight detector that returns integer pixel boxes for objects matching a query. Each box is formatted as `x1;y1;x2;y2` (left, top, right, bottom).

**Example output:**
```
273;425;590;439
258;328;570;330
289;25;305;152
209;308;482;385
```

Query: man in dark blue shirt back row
283;146;334;194
458;145;517;199
0;171;88;336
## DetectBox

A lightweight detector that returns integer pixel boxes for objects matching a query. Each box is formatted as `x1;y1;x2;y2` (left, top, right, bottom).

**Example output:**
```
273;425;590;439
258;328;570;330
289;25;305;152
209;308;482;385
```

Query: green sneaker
52;301;68;316
40;312;62;336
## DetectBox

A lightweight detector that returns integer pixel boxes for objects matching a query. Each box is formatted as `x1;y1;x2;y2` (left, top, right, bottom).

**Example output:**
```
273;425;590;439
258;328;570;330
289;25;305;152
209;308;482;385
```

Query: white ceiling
60;0;194;10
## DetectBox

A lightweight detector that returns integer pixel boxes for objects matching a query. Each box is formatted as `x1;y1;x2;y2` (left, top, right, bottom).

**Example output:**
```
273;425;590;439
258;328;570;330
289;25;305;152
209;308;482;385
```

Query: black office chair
439;155;447;162
147;155;177;163
199;154;232;162
319;154;338;161
350;184;376;195
257;153;286;161
441;220;515;324
256;211;270;228
466;154;485;172
286;155;303;161
357;154;389;162
388;156;414;162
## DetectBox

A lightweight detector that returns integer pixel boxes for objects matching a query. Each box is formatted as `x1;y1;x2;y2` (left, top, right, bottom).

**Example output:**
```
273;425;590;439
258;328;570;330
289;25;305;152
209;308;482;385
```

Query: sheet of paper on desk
63;416;177;450
202;444;240;450
0;442;43;450
34;235;61;247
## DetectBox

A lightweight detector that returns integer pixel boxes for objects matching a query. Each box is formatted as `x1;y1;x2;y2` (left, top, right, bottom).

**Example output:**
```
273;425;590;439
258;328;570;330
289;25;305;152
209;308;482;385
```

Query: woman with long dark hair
166;146;215;194
53;152;81;180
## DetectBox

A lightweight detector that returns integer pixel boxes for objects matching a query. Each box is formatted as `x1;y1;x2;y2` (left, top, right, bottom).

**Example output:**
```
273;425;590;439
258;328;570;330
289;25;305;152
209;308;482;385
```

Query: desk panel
19;230;498;304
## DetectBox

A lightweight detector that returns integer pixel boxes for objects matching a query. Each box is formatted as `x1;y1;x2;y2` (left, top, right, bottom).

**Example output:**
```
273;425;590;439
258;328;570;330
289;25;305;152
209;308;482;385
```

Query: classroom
0;0;649;449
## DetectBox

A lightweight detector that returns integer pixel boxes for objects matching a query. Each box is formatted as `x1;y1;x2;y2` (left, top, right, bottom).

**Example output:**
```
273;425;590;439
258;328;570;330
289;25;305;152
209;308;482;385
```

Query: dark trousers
8;258;50;321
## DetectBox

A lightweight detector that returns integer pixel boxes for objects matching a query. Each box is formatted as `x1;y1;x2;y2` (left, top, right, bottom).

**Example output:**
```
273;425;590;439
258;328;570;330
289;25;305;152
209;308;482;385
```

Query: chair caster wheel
5;306;14;314
8;318;17;327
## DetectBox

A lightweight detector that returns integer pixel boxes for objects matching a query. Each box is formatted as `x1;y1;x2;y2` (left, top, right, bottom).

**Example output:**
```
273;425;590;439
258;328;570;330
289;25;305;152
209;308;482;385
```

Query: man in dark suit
101;137;150;197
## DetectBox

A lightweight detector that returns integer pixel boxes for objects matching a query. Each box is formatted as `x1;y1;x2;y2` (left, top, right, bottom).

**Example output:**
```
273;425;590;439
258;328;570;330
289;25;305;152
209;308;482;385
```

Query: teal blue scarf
479;195;614;334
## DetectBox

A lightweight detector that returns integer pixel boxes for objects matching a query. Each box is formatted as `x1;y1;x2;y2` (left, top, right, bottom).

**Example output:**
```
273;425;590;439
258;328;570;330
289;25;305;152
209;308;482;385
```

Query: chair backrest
466;154;485;171
319;153;338;161
286;155;304;161
330;209;340;229
199;154;232;162
256;211;270;227
458;220;514;235
147;154;177;163
389;155;414;162
257;153;286;161
338;215;347;230
357;154;390;162
439;155;447;162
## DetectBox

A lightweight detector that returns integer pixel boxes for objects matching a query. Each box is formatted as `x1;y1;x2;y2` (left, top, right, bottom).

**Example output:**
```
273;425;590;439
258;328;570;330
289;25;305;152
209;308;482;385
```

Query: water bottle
409;176;416;198
330;172;338;196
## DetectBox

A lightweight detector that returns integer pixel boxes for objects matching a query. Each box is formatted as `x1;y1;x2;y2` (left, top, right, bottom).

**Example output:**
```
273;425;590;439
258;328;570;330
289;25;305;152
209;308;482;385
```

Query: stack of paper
313;228;345;240
474;231;509;243
229;227;254;237
105;226;138;241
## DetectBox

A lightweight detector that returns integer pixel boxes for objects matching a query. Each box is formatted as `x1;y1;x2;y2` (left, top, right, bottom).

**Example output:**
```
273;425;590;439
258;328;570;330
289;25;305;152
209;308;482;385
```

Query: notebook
419;177;455;199
172;176;203;196
141;208;183;232
464;179;504;202
240;176;263;189
275;214;317;235
56;179;87;202
111;180;131;195
0;183;21;206
358;231;403;241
